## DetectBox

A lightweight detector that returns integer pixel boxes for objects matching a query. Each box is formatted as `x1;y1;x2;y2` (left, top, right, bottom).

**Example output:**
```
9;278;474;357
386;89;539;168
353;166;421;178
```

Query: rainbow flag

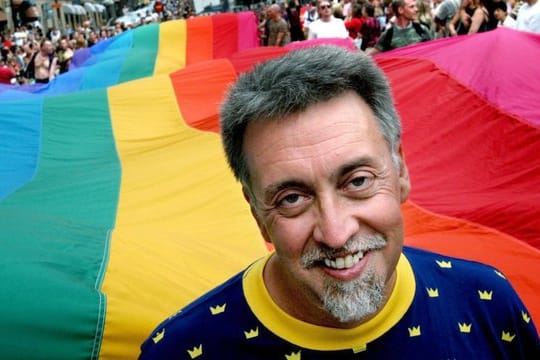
0;13;538;358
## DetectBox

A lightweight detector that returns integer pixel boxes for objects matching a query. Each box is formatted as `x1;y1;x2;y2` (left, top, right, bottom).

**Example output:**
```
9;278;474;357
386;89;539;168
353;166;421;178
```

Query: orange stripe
186;16;214;65
170;59;237;133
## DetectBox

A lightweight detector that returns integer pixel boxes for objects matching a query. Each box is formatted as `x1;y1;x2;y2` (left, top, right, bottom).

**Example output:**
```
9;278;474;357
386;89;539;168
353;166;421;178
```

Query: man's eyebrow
336;157;375;178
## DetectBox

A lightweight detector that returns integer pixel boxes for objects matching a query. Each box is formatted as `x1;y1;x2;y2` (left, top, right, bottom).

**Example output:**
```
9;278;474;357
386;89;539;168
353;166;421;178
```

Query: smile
323;251;364;270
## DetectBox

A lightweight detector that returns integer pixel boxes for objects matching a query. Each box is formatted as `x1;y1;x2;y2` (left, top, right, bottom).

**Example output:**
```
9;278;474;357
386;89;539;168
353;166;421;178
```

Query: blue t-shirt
140;246;539;359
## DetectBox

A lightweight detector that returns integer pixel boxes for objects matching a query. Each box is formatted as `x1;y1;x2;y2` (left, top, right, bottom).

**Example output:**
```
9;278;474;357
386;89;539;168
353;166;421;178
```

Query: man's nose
312;197;358;249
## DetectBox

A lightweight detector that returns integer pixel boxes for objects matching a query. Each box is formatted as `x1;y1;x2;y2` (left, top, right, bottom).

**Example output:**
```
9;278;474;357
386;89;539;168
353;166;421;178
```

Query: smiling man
139;46;539;359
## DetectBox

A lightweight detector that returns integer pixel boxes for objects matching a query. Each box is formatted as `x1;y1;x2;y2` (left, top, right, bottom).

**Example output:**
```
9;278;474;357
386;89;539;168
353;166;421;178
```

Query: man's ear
397;145;411;203
243;186;272;244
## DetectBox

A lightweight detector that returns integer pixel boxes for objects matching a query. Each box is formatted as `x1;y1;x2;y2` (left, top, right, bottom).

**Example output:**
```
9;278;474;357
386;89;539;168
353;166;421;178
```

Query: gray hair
220;46;402;187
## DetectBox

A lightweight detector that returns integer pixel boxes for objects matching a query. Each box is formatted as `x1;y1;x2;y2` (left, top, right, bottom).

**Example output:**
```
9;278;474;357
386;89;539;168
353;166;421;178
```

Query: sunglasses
319;4;331;9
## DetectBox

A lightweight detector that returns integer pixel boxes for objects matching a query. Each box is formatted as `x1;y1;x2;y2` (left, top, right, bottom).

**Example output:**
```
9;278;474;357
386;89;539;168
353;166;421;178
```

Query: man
0;57;16;84
139;46;539;358
303;0;319;37
32;39;57;84
307;0;349;39
266;4;291;46
56;37;73;74
516;0;540;32
494;1;517;27
368;0;432;54
434;0;461;36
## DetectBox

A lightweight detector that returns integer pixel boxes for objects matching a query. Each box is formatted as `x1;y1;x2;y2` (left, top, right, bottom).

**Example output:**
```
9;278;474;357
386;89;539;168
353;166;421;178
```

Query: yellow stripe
243;252;415;350
154;19;187;75
100;74;267;358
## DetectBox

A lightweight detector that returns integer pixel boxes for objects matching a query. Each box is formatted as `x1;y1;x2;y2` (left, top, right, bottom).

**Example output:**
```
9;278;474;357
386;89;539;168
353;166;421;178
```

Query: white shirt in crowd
308;16;349;39
516;0;540;33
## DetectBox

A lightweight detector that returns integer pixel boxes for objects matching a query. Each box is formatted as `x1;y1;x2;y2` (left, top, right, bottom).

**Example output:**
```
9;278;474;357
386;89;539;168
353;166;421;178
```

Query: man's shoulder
404;246;505;281
403;245;521;301
402;246;539;356
139;270;248;358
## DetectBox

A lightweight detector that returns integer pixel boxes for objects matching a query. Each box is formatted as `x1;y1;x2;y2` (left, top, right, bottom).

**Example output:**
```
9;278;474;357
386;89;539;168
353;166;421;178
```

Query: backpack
381;22;430;51
22;51;37;80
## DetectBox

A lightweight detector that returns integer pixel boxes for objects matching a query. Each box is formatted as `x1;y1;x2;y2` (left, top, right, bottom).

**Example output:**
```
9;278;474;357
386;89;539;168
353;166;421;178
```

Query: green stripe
0;90;120;359
118;23;160;83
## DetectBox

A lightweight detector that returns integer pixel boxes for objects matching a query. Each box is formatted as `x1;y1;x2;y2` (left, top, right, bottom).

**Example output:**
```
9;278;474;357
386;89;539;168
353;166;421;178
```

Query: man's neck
395;17;411;29
321;15;332;22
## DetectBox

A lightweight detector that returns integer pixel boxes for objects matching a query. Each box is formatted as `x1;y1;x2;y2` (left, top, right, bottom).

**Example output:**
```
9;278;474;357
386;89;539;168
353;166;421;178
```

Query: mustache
301;233;387;268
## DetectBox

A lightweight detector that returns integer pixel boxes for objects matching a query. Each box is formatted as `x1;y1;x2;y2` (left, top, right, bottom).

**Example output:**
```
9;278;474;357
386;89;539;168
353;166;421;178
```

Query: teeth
324;252;364;269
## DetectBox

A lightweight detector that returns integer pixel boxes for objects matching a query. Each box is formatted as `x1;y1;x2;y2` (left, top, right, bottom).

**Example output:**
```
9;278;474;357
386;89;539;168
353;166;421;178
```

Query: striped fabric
0;15;538;359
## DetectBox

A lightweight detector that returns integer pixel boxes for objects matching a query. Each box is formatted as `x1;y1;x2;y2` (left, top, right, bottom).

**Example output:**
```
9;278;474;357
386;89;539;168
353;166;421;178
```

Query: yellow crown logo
352;344;367;353
478;290;493;300
501;331;516;343
436;260;452;268
187;344;203;359
494;270;506;279
426;287;439;298
285;350;301;360
209;303;226;315
458;322;472;333
522;311;531;324
244;327;259;339
408;326;421;337
152;329;165;344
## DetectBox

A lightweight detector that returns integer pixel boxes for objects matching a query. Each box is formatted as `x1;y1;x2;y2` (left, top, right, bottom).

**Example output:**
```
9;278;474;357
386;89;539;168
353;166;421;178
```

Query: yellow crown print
352;344;367;353
187;344;203;359
478;290;493;300
522;311;531;324
501;331;516;343
285;350;301;360
408;326;421;337
426;287;439;298
435;260;452;268
458;323;472;333
152;329;165;344
494;270;506;279
244;327;259;339
209;303;226;315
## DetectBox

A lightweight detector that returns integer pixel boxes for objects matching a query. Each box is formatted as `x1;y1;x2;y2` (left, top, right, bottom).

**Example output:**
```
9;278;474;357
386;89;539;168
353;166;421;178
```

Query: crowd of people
258;0;539;51
0;0;538;85
0;20;130;85
0;0;193;85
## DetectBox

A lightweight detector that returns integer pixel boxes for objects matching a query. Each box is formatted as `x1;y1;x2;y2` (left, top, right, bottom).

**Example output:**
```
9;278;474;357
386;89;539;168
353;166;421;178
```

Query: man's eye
350;177;367;188
346;174;374;191
275;192;311;217
279;193;302;206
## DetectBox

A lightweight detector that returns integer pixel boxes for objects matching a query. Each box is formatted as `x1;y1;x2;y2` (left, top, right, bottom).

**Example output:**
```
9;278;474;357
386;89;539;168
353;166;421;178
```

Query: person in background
417;0;435;32
493;1;517;27
434;0;461;37
360;2;383;51
368;0;432;54
0;57;16;84
516;0;540;32
448;0;489;35
56;37;73;74
33;39;57;84
139;45;540;359
286;0;305;41
266;4;291;46
0;7;8;33
345;3;365;47
308;0;349;39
